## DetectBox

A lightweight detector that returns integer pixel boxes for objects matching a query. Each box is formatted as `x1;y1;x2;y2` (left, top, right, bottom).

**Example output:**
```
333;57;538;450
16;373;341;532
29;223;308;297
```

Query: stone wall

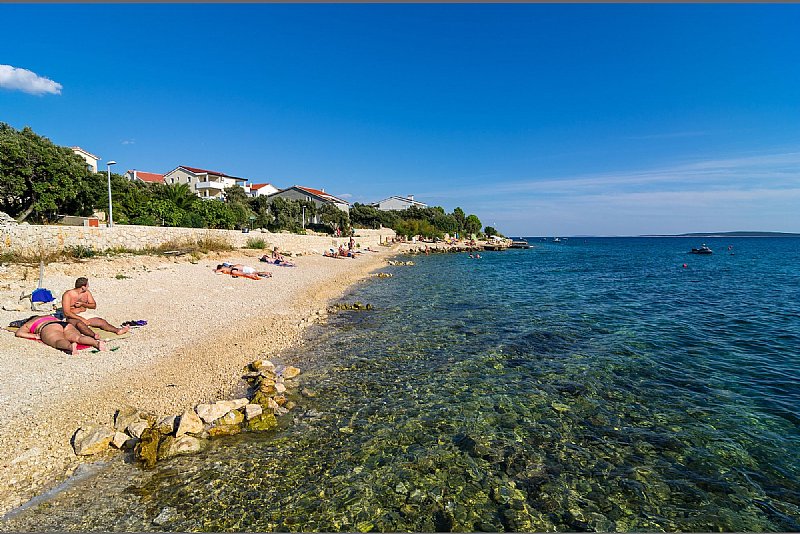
0;223;395;256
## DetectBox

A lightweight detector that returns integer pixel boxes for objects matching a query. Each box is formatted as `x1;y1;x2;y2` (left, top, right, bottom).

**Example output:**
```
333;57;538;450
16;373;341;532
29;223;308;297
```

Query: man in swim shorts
61;277;130;337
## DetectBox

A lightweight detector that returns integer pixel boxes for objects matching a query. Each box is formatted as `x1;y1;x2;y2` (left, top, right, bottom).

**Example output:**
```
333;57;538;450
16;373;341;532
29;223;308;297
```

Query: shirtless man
61;277;129;336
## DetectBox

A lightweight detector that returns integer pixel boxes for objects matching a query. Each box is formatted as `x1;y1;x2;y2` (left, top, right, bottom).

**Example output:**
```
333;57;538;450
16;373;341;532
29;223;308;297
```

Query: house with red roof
249;183;279;197
163;165;249;199
266;185;350;223
124;170;165;184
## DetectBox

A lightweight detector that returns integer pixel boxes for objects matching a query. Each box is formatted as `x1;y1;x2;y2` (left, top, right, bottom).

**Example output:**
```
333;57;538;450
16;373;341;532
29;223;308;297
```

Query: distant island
642;231;800;237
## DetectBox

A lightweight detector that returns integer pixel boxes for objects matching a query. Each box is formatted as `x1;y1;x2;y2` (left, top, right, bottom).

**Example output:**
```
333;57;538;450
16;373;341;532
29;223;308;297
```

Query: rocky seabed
71;359;303;467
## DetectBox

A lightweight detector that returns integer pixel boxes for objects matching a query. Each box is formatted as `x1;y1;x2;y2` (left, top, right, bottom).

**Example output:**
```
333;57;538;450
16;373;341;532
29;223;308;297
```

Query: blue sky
2;4;799;236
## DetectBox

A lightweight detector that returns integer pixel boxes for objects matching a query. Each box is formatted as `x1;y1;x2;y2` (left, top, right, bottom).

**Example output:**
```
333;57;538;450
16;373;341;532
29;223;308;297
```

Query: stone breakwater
0;222;394;256
72;359;302;468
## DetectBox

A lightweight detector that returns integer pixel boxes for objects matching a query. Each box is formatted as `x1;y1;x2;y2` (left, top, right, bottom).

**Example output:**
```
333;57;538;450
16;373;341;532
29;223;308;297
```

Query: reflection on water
4;238;799;532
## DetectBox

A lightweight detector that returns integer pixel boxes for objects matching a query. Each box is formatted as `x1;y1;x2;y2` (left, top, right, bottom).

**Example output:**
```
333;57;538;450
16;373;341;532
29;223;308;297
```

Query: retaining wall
0;224;395;256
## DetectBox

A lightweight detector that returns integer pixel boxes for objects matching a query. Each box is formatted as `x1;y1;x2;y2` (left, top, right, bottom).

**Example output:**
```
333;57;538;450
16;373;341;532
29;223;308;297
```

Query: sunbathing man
215;264;272;279
62;278;129;337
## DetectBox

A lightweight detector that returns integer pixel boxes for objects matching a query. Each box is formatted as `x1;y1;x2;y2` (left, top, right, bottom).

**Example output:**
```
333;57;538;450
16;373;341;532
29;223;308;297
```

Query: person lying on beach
323;249;342;258
338;245;357;258
215;264;272;279
15;314;107;355
61;277;130;338
259;255;296;267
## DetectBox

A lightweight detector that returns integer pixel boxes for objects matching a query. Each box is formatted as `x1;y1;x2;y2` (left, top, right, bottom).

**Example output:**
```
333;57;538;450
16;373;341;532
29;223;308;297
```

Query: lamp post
302;206;306;229
106;160;117;227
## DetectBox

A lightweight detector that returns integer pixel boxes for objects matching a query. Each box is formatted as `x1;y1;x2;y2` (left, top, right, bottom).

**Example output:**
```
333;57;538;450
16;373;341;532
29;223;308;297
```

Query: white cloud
121;139;135;145
338;193;353;199
0;64;62;95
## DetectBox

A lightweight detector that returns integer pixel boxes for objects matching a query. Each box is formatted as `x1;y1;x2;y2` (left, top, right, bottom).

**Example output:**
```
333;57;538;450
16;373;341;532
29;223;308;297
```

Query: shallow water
4;237;799;532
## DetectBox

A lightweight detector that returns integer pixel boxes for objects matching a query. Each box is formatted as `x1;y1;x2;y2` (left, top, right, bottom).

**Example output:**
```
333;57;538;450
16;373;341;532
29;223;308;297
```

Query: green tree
452;207;466;234
484;226;501;237
318;203;350;234
0;123;92;222
157;182;196;211
464;214;482;236
269;197;302;232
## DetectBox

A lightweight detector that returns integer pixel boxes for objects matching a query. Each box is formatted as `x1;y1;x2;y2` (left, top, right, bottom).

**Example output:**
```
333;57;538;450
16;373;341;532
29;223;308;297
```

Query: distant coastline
526;232;800;238
641;231;800;238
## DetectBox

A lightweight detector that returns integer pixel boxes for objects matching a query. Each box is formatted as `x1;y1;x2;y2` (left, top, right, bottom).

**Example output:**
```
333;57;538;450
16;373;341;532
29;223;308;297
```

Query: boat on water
552;237;561;243
510;240;531;249
690;244;713;255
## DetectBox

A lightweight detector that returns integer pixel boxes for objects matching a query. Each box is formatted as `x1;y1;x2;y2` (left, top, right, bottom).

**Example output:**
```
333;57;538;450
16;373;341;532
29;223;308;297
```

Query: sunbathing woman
15;315;107;355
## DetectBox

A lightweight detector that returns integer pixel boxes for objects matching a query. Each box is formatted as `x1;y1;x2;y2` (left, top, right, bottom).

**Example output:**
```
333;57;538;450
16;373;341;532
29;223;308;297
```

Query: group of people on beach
213;247;298;280
324;237;361;259
13;277;129;355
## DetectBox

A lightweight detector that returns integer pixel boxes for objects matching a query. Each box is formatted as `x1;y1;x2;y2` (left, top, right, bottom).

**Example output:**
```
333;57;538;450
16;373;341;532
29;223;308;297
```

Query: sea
3;237;799;532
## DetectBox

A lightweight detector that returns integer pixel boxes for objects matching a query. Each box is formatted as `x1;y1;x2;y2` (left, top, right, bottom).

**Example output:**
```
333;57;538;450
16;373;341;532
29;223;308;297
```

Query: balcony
195;181;225;191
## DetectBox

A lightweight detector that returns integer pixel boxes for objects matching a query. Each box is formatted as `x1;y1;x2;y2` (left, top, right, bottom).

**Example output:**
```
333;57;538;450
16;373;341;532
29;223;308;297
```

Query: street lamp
106;161;116;227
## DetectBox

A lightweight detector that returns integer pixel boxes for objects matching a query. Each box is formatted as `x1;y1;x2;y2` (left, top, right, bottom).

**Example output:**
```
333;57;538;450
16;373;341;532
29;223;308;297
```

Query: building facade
373;195;428;211
124;170;165;184
163;166;249;199
250;183;280;197
71;147;100;174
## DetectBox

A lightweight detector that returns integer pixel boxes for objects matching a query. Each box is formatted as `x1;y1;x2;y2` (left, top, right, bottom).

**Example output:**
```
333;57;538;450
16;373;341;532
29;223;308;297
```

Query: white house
163;165;249;199
124;170;165;184
373;195;428;211
71;147;100;174
249;183;280;197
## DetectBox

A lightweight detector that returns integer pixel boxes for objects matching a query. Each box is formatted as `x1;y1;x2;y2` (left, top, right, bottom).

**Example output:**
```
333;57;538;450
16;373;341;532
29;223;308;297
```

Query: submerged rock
169;435;204;456
218;409;244;426
208;424;241;438
247;412;278;432
282;366;302;379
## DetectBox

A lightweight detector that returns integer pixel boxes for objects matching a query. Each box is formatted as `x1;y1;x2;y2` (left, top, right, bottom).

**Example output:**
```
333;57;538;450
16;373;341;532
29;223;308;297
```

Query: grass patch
115;273;130;280
245;237;267;249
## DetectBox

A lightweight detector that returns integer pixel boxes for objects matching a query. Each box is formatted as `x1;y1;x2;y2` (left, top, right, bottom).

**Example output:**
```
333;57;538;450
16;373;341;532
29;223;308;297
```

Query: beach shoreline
0;246;394;516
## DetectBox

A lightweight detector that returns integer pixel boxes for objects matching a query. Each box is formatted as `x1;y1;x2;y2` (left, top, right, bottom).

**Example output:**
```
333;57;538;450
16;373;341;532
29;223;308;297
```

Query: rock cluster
327;301;373;313
70;359;302;467
377;272;393;278
387;260;414;266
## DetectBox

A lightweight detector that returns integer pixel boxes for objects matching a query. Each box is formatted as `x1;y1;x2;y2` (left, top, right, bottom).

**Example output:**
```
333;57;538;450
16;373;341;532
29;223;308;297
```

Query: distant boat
690;244;713;255
510;239;531;249
553;237;561;243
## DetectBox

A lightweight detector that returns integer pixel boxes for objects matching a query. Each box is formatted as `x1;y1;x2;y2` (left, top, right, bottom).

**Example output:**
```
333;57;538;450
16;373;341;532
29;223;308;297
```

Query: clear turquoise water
4;237;799;532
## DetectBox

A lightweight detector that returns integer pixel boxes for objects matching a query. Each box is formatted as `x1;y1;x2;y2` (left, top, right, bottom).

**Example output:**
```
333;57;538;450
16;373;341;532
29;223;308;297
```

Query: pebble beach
0;247;391;516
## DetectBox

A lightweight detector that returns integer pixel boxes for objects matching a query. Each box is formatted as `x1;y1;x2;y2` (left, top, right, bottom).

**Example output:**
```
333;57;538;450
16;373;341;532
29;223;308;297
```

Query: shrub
64;245;95;259
245;237;267;249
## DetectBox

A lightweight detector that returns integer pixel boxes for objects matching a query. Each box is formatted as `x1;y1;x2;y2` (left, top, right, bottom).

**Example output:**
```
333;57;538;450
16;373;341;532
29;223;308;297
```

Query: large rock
114;405;141;432
218;410;244;426
111;432;129;449
127;420;150;439
157;415;178;435
195;403;231;424
274;382;287;394
73;426;115;456
251;359;276;373
244;404;262;420
176;409;204;436
135;427;162;468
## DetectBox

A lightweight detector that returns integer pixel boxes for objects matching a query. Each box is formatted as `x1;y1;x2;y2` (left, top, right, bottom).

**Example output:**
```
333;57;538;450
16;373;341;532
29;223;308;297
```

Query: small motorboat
690;244;713;255
510;240;531;249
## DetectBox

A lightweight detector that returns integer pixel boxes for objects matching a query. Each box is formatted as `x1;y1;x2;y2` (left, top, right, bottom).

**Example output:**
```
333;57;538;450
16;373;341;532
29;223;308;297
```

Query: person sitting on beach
338;245;356;258
272;247;285;262
61;277;130;338
324;248;340;258
15;314;107;355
